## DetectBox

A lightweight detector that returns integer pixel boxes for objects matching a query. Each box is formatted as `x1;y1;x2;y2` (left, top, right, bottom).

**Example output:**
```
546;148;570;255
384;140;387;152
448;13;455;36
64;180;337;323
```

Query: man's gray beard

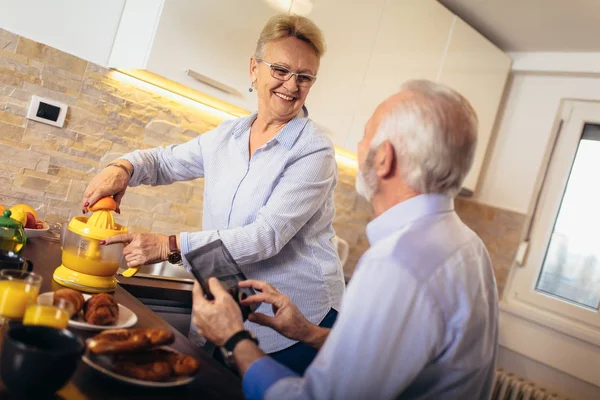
355;150;378;201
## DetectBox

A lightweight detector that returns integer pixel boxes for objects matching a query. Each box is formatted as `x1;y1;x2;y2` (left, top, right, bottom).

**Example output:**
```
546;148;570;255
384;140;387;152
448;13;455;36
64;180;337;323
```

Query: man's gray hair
371;80;478;197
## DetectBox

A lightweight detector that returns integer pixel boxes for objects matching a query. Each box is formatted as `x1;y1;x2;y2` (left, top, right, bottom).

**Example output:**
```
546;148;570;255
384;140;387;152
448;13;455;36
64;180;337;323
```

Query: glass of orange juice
23;297;71;329
0;270;42;323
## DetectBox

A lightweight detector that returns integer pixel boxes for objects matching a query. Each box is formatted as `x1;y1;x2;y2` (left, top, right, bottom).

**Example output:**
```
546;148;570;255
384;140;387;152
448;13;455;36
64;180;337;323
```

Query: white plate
37;292;137;331
82;348;196;388
25;221;49;238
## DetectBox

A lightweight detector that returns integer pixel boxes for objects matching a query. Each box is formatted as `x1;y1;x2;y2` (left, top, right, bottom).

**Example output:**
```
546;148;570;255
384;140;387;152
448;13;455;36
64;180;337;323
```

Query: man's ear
375;141;396;179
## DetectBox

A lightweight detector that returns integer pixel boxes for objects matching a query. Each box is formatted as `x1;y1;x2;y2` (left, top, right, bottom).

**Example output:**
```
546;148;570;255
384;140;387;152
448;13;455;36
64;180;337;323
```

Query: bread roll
53;288;85;316
84;293;119;325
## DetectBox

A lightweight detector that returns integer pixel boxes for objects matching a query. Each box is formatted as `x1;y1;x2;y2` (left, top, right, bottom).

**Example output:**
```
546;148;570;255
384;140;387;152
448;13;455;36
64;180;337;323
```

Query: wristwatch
167;235;182;265
220;330;259;367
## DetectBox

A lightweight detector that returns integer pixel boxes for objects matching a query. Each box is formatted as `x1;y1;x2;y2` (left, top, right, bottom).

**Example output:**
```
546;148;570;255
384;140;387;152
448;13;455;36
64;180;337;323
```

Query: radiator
492;369;569;400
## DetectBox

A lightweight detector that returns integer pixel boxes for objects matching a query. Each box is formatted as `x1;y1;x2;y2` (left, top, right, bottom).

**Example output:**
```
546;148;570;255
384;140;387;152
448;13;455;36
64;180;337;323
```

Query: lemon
9;208;27;226
10;204;38;220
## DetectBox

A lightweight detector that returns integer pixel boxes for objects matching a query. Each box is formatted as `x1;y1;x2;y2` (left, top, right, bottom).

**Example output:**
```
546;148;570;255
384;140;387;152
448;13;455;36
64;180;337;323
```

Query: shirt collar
232;105;310;149
366;194;455;245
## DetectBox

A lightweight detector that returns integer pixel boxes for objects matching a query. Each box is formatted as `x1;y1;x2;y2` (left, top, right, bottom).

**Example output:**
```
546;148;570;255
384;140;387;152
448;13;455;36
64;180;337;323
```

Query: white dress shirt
243;194;499;399
121;108;345;353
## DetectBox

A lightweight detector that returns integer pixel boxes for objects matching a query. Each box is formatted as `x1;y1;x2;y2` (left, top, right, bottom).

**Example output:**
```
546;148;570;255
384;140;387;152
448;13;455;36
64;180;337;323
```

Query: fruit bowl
25;221;49;238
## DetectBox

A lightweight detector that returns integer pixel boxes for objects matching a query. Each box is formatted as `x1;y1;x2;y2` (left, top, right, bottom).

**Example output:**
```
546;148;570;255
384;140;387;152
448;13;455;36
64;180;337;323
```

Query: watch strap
223;330;258;352
168;235;179;252
167;235;182;265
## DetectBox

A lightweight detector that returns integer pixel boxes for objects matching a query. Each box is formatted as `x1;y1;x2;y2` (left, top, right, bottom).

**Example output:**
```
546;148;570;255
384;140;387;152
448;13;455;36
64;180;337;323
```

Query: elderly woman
81;14;344;374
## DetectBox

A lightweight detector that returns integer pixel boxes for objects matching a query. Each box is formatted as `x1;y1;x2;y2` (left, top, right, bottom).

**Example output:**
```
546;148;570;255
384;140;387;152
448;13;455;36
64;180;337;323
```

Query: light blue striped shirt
121;108;345;353
243;194;498;399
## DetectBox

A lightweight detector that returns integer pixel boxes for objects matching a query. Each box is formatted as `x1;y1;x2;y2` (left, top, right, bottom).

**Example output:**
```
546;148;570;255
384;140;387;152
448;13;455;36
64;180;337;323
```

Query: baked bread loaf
87;329;175;354
167;352;201;376
113;349;200;381
84;293;119;325
115;358;172;381
53;288;85;316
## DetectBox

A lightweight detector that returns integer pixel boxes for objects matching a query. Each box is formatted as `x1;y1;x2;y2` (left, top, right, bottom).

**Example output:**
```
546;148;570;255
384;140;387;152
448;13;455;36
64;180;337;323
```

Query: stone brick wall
0;29;220;236
0;29;523;295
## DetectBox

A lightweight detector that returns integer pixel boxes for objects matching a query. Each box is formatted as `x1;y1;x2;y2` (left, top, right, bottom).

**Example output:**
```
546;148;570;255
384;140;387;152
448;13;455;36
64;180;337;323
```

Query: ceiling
438;0;600;52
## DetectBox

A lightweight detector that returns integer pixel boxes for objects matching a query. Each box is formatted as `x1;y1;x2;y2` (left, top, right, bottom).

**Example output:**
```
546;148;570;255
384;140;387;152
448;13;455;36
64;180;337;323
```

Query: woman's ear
249;57;258;82
375;141;396;179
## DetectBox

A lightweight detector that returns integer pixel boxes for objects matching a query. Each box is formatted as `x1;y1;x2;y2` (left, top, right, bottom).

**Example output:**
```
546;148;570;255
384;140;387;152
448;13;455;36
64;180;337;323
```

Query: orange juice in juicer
53;197;128;293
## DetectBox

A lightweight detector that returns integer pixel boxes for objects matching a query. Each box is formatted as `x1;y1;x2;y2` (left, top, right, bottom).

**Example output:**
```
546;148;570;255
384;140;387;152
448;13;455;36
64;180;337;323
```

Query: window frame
502;100;600;386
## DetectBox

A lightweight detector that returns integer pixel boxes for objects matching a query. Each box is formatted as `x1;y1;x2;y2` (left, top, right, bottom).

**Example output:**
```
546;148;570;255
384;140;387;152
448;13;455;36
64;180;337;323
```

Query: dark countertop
2;239;244;400
117;274;193;307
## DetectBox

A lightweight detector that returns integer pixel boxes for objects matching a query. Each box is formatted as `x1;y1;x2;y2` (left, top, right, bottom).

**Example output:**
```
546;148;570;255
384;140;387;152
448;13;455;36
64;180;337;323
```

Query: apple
25;212;37;229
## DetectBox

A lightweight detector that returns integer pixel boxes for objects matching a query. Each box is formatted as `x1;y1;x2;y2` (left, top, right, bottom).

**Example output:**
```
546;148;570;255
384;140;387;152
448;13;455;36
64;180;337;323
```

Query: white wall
475;72;600;214
497;346;600;400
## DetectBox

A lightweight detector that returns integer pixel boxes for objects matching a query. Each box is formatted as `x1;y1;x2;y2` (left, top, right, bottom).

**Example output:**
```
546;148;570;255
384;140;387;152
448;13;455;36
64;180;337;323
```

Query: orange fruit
10;204;38;220
0;204;5;214
89;196;117;212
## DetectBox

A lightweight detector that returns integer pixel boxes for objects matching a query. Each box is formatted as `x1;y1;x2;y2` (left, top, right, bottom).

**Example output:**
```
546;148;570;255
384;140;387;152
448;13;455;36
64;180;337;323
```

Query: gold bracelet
106;162;133;178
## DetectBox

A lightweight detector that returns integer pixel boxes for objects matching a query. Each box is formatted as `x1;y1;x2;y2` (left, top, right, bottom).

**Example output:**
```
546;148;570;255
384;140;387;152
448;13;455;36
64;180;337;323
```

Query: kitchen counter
118;272;193;306
1;239;244;400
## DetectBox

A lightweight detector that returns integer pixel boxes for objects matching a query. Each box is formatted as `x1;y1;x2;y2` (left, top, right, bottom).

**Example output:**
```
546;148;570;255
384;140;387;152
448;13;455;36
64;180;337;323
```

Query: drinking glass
0;270;43;324
23;297;71;329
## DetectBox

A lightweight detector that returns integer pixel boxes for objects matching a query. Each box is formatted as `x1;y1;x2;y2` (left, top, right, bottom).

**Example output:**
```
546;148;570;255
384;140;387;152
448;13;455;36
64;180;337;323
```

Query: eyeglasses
257;59;317;87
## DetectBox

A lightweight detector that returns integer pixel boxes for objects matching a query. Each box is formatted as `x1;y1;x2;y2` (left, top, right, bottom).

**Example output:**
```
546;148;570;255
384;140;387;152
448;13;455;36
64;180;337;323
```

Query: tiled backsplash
455;198;526;295
0;29;523;295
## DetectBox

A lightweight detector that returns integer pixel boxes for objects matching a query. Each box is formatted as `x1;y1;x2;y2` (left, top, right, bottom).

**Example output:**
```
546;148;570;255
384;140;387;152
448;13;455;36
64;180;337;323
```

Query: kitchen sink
118;261;194;284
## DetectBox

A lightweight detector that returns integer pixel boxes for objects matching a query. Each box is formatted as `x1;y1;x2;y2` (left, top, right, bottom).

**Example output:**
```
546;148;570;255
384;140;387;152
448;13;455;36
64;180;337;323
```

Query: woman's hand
101;233;170;267
82;163;132;214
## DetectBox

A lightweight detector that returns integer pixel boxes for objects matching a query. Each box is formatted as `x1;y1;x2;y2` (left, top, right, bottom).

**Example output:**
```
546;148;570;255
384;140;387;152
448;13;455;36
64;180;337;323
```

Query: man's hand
239;280;329;349
192;278;245;346
101;233;170;267
82;161;132;214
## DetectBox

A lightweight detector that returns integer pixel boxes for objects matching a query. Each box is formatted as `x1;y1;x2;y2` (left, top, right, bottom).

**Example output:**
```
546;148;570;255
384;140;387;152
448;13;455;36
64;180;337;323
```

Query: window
536;123;600;310
507;101;600;333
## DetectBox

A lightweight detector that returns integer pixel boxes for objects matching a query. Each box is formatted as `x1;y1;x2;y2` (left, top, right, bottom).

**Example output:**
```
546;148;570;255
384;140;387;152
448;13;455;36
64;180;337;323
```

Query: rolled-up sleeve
120;119;237;186
121;134;205;187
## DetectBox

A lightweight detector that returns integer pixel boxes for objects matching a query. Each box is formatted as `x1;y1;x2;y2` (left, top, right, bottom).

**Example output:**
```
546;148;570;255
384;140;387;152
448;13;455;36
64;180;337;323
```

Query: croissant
87;329;175;354
84;293;119;325
53;288;85;317
113;349;200;381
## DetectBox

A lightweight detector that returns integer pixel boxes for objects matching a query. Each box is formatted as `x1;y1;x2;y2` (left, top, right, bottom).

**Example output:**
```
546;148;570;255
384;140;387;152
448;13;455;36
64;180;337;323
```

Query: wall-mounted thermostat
26;95;68;128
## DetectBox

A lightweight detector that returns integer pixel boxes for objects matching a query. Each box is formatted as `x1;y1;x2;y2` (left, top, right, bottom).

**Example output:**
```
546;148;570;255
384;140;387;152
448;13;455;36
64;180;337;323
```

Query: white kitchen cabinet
109;0;279;113
304;0;387;148
0;0;125;65
321;0;511;194
438;18;512;193
344;0;456;153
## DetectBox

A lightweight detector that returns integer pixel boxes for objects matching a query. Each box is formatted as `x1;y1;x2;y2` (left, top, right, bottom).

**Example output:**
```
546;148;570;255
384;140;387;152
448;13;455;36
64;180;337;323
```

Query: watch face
220;347;236;368
168;252;182;264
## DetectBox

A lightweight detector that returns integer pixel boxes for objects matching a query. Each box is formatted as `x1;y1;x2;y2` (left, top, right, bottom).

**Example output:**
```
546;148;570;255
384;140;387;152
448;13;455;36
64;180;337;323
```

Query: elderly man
192;80;498;400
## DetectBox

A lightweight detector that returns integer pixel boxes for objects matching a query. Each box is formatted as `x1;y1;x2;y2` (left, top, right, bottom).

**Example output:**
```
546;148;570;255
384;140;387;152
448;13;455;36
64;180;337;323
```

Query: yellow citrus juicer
53;197;129;293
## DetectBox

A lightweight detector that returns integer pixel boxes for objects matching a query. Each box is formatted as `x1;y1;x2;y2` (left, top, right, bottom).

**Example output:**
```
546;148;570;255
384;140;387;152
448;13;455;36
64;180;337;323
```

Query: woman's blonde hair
255;14;326;59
